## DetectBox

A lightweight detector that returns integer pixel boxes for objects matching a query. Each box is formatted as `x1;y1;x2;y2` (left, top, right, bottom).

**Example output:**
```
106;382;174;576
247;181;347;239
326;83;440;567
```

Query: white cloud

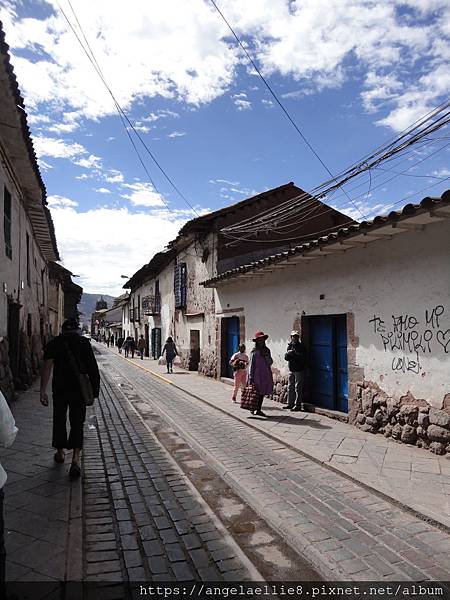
432;167;450;178
143;109;180;122
231;92;252;110
210;178;239;186
121;182;165;207
167;131;186;138
47;194;79;207
73;154;102;169
49;204;191;294
104;169;124;183
94;187;112;194
33;136;86;159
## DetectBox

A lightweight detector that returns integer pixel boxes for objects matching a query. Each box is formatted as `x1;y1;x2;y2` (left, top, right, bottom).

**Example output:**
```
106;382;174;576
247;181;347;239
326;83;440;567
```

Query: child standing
229;344;249;403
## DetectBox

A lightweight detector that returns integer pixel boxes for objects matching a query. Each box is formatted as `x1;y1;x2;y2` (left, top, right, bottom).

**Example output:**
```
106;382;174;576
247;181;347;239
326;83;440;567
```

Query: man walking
283;330;307;411
137;335;146;360
40;318;100;478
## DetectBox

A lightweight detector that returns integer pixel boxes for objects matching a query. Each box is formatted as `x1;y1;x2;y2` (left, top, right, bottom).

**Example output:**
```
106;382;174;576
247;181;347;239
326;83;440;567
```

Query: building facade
203;192;450;454
0;25;62;398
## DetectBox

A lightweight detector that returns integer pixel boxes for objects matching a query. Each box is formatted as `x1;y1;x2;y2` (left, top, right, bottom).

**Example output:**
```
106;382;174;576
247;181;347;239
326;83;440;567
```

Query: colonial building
48;261;82;337
122;183;354;373
0;24;62;398
202;191;450;454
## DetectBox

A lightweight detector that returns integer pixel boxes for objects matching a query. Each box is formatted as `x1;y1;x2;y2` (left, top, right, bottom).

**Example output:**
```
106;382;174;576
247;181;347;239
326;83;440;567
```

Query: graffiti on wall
369;305;449;374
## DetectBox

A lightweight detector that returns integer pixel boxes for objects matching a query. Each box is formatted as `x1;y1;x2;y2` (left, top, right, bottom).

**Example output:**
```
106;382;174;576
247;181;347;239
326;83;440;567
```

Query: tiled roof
201;191;450;287
0;22;59;261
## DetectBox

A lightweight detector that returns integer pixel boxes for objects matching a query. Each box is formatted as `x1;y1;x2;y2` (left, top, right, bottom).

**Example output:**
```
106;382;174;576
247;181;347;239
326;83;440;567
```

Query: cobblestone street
3;341;450;597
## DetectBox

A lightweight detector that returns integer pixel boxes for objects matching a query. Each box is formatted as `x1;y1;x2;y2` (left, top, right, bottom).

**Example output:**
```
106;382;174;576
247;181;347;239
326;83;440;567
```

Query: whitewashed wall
214;219;450;407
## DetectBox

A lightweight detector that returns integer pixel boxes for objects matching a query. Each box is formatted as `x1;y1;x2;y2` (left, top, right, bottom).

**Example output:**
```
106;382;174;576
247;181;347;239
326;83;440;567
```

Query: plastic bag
173;355;182;366
158;355;166;365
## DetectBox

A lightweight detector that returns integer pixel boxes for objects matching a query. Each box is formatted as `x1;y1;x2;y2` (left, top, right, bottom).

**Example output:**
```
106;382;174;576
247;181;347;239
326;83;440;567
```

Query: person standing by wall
248;332;273;418
283;330;307;411
117;336;124;354
128;336;136;359
137;335;146;360
162;336;178;374
229;344;249;403
0;391;18;593
40;318;100;479
110;334;115;347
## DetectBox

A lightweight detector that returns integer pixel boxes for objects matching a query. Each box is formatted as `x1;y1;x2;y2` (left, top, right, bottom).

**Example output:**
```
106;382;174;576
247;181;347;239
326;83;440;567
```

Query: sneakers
255;411;268;417
291;406;302;411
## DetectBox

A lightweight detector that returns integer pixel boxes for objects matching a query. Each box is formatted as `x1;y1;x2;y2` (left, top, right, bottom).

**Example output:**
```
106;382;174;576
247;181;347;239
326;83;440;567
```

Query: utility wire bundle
221;100;450;243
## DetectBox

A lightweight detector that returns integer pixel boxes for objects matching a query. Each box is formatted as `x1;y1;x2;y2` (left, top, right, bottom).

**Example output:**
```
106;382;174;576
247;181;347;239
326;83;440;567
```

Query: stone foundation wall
350;381;450;456
199;349;217;379
0;338;14;402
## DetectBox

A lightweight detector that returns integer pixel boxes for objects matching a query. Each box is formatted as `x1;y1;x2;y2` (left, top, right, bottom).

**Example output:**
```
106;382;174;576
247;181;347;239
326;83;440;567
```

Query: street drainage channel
115;376;320;581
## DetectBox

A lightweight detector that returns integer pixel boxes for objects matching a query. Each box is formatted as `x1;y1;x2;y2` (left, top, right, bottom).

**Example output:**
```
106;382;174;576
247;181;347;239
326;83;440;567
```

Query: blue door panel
225;317;240;378
309;315;348;413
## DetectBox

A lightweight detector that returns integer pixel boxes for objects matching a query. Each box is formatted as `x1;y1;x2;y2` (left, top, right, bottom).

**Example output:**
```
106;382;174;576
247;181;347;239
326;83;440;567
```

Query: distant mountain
78;293;115;329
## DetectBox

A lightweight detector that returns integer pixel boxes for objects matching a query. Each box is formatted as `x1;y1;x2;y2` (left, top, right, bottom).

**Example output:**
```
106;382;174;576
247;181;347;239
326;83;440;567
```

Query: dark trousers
257;394;264;411
52;393;86;449
0;488;5;592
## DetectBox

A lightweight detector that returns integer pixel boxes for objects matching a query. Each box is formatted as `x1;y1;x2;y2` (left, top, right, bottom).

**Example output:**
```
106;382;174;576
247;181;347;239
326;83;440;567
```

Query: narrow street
4;340;450;598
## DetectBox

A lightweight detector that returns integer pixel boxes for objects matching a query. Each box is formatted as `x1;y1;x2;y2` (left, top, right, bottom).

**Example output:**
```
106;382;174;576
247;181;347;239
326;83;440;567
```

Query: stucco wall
214;219;450;408
0;154;51;393
176;234;217;376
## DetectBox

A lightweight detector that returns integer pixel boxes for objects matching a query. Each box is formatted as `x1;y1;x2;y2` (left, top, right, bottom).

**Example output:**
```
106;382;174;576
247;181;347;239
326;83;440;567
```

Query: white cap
291;330;300;336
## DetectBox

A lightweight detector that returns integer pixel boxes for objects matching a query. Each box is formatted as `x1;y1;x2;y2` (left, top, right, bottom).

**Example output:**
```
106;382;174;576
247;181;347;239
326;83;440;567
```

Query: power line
57;0;199;217
209;0;366;220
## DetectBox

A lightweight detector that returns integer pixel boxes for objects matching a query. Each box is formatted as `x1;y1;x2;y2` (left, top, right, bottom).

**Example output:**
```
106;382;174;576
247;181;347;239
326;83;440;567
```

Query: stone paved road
95;345;450;583
82;353;265;592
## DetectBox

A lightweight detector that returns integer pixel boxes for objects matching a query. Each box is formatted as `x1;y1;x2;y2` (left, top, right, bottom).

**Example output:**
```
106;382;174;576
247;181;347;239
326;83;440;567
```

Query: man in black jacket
283;330;307;411
40;318;100;478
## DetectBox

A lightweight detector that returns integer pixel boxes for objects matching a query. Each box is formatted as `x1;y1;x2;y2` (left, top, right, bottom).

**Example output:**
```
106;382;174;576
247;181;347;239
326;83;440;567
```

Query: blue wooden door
309;316;335;409
336;315;348;412
225;317;240;378
309;315;348;412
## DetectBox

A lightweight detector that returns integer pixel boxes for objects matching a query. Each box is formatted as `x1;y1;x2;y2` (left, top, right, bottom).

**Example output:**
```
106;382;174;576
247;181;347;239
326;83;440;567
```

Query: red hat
253;331;269;342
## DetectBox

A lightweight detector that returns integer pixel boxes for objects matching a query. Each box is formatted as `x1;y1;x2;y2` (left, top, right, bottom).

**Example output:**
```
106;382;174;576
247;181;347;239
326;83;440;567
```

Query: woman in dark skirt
248;331;273;418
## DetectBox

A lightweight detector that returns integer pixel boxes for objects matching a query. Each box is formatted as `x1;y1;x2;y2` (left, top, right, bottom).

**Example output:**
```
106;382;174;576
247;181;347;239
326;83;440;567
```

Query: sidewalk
109;346;450;529
2;380;81;588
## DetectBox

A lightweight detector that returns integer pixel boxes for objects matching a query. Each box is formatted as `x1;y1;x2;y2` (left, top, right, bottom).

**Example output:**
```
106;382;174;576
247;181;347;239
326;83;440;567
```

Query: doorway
189;330;200;371
223;316;240;378
7;301;20;383
145;324;150;357
308;314;348;412
151;327;161;359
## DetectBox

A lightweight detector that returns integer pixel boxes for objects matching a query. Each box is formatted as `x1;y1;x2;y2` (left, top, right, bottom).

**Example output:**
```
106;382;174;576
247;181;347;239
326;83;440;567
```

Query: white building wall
176;233;218;376
214;219;450;407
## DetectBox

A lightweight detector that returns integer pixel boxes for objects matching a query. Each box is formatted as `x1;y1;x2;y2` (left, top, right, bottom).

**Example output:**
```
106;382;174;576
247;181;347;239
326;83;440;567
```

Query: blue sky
1;0;449;294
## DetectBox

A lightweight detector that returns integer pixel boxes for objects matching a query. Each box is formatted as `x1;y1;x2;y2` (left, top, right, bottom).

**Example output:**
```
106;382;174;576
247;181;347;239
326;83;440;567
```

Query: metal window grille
174;263;187;308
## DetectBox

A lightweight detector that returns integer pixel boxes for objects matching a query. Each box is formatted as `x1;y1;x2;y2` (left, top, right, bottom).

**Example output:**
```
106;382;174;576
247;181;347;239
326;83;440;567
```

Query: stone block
356;413;366;425
384;424;393;438
400;424;416;445
429;442;446;455
429;408;450;429
361;388;375;416
417;413;429;428
427;425;450;444
391;423;402;440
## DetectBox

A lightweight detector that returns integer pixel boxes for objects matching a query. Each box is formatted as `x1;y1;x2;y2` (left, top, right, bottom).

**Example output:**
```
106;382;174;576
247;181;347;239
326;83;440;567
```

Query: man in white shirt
0;390;18;590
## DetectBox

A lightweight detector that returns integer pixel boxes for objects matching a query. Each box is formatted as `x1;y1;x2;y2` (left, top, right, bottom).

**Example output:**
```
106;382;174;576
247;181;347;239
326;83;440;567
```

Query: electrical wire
209;0;366;220
221;112;450;239
57;0;199;217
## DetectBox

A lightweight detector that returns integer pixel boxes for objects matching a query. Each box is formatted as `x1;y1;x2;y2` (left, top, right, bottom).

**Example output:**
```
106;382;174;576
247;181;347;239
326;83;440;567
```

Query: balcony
142;294;161;316
129;308;141;323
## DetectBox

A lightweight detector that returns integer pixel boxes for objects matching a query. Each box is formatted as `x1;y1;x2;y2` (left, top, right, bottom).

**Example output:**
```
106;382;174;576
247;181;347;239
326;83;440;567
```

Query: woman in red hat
248;331;273;417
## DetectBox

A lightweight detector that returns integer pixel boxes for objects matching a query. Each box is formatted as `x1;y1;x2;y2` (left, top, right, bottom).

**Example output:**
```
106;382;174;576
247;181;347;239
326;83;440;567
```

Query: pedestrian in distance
128;336;136;359
229;344;249;403
283;330;307;411
122;337;130;357
248;331;273;418
117;336;124;353
0;390;18;593
106;336;110;348
137;334;146;360
110;334;115;347
162;336;178;373
40;318;100;479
